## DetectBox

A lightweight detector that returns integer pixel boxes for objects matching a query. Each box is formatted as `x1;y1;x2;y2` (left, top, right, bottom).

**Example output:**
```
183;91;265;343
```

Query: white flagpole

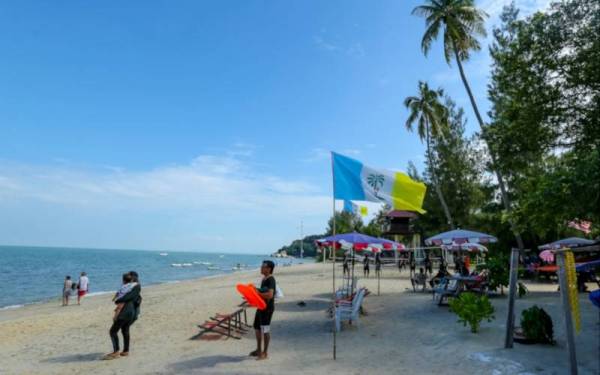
331;152;337;360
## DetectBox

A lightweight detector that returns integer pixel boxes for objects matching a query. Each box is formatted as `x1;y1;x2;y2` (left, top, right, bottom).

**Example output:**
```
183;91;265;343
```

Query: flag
343;200;354;213
332;152;427;213
568;220;592;234
343;200;368;217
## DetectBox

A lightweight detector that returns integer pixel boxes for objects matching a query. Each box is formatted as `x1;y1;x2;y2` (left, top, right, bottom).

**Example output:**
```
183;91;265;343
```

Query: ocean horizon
0;245;307;309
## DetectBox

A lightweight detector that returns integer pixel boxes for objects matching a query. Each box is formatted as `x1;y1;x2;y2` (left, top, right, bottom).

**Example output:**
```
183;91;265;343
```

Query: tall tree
413;0;525;250
487;1;600;239
404;81;454;229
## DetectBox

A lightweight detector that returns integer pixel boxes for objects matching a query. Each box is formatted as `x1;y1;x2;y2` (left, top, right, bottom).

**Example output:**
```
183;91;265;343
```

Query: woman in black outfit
103;271;141;360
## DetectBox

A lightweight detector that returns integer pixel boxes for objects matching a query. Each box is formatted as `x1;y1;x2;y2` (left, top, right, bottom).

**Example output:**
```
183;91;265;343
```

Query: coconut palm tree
413;0;525;249
404;81;454;229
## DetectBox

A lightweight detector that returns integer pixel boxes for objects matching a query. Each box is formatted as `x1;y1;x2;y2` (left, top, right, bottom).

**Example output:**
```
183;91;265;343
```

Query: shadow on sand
168;355;248;371
274;299;329;312
41;352;105;363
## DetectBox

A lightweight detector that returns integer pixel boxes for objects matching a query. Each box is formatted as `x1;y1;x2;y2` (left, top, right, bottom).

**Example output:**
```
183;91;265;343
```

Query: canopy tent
425;229;498;246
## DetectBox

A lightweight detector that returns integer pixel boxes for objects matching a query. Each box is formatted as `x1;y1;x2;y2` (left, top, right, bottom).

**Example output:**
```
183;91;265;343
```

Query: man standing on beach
77;272;89;305
250;260;276;361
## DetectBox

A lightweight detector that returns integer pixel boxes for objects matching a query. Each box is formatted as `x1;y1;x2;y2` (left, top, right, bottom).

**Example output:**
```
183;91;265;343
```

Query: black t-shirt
260;276;276;312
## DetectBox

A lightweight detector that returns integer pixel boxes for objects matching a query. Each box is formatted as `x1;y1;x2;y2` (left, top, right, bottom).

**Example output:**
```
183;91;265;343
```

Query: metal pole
330;153;337;360
504;247;519;348
556;252;578;375
300;220;304;259
377;258;381;296
332;200;337;360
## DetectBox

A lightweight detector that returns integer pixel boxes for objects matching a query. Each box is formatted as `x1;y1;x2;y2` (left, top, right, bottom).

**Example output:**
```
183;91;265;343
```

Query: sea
0;245;306;309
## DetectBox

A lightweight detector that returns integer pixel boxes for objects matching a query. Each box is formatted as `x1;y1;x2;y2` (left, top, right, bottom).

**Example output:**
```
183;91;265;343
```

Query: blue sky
0;0;550;253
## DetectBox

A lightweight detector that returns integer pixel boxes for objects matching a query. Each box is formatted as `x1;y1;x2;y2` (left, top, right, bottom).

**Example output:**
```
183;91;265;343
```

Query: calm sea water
0;246;304;309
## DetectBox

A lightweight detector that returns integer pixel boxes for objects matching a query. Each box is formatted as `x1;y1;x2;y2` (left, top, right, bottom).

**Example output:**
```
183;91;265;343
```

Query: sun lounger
192;308;248;340
335;288;366;331
432;277;463;306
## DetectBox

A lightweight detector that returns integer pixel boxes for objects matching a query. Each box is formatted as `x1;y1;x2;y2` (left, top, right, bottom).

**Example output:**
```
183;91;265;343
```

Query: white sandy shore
0;262;598;374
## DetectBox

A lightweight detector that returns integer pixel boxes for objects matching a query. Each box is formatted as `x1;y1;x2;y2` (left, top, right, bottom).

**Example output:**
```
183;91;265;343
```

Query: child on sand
112;273;136;321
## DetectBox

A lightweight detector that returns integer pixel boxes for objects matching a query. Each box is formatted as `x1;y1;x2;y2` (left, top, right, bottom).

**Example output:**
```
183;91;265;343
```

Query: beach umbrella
317;232;404;250
425;229;498;246
575;259;600;273
441;242;488;252
538;237;595;251
539;250;555;263
537;238;596;263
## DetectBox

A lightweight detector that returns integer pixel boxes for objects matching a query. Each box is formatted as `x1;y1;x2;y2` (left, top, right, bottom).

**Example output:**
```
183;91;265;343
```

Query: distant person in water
77;272;89;305
62;276;72;306
104;271;142;360
250;260;276;361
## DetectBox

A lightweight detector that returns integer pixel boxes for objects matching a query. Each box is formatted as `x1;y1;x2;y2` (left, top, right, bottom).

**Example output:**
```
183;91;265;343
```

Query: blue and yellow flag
333;152;427;213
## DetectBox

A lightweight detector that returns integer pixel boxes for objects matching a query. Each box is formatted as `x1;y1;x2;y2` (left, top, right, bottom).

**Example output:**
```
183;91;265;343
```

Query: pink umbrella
539;249;554;262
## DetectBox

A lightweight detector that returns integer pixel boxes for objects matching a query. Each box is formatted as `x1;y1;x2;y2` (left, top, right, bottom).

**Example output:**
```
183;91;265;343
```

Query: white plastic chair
335;288;365;331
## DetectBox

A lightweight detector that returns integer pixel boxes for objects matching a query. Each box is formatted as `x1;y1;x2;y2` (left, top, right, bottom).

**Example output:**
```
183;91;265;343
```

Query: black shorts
253;309;274;330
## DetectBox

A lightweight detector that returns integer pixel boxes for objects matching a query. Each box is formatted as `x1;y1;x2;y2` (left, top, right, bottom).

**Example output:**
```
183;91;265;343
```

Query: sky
0;0;551;253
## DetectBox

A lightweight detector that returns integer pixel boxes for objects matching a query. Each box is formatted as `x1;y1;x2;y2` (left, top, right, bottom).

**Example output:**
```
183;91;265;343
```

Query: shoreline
0;264;266;314
0;257;310;311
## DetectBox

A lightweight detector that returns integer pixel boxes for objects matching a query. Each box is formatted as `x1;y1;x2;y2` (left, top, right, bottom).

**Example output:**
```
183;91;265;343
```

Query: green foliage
404;82;454;228
486;0;600;241
449;292;495;333
476;251;509;294
520;305;554;344
325;211;364;236
276;234;322;258
412;0;487;63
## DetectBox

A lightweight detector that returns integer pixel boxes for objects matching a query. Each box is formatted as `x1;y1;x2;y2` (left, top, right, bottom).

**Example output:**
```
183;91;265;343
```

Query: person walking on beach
424;254;432;276
363;254;370;278
104;271;141;360
250;260;276;361
375;253;382;278
62;276;73;306
343;255;349;276
77;272;89;305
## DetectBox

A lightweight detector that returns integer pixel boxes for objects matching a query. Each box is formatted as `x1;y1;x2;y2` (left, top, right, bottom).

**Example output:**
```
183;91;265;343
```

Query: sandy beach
0;262;598;375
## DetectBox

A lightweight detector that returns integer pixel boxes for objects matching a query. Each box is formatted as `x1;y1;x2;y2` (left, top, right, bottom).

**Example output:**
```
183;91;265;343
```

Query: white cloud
300;147;330;163
313;36;340;52
313;35;366;58
0;153;331;252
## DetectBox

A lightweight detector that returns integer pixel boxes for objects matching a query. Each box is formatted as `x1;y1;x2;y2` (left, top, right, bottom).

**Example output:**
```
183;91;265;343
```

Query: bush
477;252;509;294
449;292;495;333
520;305;554;344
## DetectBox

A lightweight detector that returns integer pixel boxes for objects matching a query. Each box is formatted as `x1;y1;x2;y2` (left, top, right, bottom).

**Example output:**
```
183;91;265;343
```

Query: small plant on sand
520;305;554;344
449;292;495;333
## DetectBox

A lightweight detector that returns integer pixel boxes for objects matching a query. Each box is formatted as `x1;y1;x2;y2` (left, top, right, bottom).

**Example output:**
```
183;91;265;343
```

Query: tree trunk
453;46;525;251
426;124;455;230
